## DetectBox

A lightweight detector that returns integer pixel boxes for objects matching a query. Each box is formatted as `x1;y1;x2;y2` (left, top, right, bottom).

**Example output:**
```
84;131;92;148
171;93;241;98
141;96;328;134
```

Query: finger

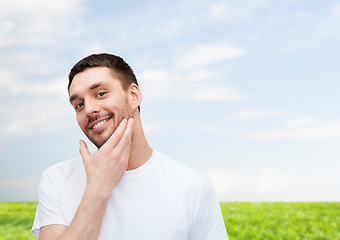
113;118;134;154
79;140;91;162
100;118;128;152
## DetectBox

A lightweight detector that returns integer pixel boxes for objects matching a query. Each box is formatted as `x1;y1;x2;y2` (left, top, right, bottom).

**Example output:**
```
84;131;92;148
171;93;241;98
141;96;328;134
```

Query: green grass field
220;202;340;240
0;202;339;240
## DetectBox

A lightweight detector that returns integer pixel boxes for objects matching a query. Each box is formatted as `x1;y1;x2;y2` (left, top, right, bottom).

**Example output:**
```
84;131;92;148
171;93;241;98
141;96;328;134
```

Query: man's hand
79;118;134;200
39;118;135;240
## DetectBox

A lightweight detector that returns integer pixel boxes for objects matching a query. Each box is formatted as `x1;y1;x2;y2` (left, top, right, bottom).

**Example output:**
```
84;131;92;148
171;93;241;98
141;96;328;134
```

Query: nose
84;99;100;116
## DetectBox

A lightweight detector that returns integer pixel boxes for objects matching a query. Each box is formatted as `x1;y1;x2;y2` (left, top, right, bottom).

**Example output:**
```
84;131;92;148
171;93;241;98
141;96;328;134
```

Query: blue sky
0;0;339;201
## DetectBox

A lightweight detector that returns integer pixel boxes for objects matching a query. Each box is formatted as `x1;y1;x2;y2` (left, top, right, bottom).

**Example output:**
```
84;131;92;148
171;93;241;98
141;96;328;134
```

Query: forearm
59;188;110;239
39;119;133;240
40;188;110;240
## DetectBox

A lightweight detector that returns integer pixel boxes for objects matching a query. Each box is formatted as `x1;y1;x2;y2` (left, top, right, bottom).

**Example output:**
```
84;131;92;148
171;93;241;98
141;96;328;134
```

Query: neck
127;113;153;170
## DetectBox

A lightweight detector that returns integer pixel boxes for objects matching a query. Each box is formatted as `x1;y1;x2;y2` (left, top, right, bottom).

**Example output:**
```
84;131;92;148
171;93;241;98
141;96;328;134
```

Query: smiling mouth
89;117;112;132
92;119;108;129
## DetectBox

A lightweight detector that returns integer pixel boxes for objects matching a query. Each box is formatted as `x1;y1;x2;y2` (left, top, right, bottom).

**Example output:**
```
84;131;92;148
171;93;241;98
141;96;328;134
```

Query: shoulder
154;150;213;194
41;157;84;182
154;150;209;180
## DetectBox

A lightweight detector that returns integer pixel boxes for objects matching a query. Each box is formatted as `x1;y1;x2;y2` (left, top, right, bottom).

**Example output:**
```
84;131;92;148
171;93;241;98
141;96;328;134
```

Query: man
32;53;228;239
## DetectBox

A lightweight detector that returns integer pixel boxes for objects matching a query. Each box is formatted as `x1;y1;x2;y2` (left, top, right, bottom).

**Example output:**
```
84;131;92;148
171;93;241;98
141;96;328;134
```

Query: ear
128;83;142;111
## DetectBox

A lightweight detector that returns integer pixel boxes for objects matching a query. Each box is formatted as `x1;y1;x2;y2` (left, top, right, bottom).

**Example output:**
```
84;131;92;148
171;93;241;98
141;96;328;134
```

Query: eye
97;92;107;97
75;102;84;110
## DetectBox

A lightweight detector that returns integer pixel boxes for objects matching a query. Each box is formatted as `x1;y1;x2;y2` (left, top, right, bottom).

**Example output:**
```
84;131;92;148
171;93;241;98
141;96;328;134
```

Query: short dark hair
68;53;139;91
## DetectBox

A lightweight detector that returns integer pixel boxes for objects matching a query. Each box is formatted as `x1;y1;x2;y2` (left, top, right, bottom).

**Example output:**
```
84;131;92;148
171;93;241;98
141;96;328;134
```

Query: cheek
102;99;121;112
76;114;87;130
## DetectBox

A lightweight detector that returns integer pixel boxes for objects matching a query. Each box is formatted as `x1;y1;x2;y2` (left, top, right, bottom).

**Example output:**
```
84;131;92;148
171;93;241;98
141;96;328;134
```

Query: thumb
79;140;91;162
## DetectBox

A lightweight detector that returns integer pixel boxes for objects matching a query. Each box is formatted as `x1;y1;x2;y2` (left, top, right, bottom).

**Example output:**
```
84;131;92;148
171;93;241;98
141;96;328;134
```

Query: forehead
69;67;122;94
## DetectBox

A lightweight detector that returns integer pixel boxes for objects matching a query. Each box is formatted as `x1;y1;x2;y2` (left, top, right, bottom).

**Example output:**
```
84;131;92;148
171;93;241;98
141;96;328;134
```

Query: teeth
93;119;107;129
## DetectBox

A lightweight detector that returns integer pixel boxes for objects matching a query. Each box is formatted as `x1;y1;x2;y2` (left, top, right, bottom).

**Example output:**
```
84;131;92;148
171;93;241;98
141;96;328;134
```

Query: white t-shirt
32;150;228;239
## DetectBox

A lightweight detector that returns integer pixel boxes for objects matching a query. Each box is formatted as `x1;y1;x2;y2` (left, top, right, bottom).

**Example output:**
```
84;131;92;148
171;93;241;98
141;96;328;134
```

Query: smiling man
31;53;228;240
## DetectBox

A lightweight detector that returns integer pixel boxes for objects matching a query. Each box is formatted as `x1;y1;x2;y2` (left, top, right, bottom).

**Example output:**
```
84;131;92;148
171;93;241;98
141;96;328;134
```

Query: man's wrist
83;185;112;207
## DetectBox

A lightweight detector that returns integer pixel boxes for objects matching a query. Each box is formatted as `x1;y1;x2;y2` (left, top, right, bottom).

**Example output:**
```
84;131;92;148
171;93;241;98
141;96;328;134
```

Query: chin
91;137;109;149
89;130;114;149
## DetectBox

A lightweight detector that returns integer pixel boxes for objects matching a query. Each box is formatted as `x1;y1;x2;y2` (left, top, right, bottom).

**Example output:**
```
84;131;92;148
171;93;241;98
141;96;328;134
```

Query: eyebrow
69;82;106;104
89;82;105;90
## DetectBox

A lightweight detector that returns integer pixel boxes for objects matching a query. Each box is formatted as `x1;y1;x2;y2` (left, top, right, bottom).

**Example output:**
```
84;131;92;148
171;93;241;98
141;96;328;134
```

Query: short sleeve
189;183;229;240
31;169;67;238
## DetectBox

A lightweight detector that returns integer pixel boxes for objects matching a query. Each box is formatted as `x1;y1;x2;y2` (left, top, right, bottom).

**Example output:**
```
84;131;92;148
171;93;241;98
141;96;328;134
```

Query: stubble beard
87;107;133;149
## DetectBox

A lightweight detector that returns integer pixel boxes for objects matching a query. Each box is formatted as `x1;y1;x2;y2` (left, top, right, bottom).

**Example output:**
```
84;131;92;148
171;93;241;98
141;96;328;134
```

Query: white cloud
0;69;67;98
87;2;201;49
0;69;14;90
100;0;270;49
205;167;340;201
210;0;270;23
175;43;247;69
141;122;162;135
0;175;40;201
79;41;109;57
191;85;243;101
0;0;84;47
0;98;74;138
136;41;246;103
329;2;340;15
0;176;39;189
284;117;317;128
279;2;340;50
246;120;340;140
182;70;219;83
314;2;340;41
227;110;290;120
138;69;176;102
139;68;243;103
172;122;230;134
0;69;72;146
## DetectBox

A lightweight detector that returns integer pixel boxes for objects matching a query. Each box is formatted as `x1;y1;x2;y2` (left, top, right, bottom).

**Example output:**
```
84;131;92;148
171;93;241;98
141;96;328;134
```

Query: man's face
69;67;133;148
